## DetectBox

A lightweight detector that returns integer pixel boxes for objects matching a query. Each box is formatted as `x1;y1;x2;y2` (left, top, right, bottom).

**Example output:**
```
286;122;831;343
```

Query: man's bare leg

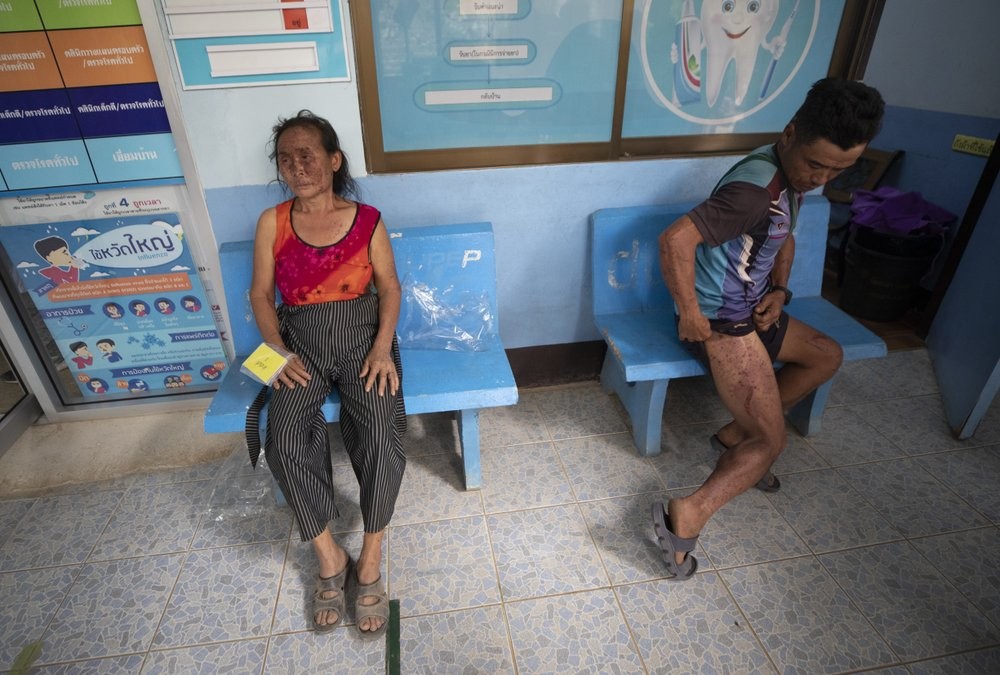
715;316;844;447
666;331;786;564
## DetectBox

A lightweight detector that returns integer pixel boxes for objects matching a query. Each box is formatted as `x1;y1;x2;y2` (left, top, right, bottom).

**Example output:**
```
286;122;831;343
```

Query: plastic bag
397;277;496;351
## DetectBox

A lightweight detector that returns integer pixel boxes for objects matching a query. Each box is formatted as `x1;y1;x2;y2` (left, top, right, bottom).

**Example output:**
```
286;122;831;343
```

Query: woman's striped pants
264;294;406;541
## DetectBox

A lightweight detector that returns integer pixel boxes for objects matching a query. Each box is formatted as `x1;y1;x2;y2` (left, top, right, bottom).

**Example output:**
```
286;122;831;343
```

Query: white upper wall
864;0;1000;118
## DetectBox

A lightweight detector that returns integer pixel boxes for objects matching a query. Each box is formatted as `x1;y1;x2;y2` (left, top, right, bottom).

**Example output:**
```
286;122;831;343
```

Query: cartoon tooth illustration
672;0;703;104
701;0;780;107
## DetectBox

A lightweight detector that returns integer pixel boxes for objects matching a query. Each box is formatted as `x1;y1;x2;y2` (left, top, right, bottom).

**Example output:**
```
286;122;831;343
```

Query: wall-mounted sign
162;0;350;89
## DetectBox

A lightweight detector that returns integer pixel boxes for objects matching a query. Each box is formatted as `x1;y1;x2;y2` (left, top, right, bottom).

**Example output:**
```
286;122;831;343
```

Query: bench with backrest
591;194;886;456
204;222;518;490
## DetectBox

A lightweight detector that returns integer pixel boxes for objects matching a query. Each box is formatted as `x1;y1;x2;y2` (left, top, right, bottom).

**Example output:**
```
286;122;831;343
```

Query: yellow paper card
240;343;291;386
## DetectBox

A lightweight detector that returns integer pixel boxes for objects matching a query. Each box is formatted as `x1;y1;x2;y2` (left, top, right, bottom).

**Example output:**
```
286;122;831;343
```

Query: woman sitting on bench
249;110;406;639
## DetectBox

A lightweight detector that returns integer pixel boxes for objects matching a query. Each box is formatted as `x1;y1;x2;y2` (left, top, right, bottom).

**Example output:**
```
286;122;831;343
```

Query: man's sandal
651;501;699;580
355;573;389;641
710;434;781;493
313;559;350;632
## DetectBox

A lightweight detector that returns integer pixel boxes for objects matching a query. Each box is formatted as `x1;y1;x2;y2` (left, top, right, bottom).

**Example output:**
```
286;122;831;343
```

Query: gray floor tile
152;543;285;648
401;605;516;674
768;468;903;554
140;639;267;674
506;589;644;674
819;540;1000;660
390;516;499;615
617;574;775;673
32;654;146;674
908;646;1000;674
527;383;628;440
40;554;185;664
480;400;551;448
649;421;719;490
910;526;1000;627
0;565;80;667
89;481;213;561
481;441;574;514
264;629;384;672
553;432;663;501
698;490;811;568
837;458;989;537
662;375;732;425
390;453;484;526
851;397;966;456
488;505;608;601
722;556;896;673
0;491;123;571
916;446;1000;522
805;405;906;466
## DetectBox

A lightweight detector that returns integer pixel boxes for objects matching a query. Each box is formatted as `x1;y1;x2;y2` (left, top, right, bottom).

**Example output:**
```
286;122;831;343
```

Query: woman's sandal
651;501;699;580
313;559;350;632
354;572;390;641
710;434;781;493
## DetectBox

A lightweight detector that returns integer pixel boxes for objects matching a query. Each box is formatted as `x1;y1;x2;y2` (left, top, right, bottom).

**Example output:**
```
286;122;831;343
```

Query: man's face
778;125;867;193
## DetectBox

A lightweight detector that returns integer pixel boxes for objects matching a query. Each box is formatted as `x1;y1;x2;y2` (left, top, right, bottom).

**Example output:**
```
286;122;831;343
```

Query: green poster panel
0;2;43;31
34;0;140;29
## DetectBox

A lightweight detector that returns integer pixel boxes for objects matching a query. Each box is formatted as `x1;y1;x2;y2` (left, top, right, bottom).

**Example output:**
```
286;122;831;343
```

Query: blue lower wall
205;155;737;349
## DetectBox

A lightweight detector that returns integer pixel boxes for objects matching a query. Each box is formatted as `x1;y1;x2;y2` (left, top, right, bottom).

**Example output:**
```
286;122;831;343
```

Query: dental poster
0;213;227;399
623;0;847;136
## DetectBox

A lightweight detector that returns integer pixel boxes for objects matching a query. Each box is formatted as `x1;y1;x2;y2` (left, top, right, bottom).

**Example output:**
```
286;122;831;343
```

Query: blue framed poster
0;213;227;401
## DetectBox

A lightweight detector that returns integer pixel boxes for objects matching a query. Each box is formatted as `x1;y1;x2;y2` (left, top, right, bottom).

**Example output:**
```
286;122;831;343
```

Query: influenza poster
1;212;226;399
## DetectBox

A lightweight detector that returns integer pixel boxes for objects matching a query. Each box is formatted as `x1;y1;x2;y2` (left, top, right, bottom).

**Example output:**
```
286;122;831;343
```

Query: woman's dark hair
269;110;359;198
791;78;885;150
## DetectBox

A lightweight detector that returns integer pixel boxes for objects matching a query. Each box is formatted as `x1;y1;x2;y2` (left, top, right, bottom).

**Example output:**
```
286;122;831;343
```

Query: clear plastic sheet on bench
397;276;496;351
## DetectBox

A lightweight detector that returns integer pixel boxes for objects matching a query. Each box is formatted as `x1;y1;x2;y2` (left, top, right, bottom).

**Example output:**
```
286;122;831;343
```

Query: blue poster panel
0;89;80;144
371;0;624;151
622;0;846;137
0;213;227;399
67;83;171;137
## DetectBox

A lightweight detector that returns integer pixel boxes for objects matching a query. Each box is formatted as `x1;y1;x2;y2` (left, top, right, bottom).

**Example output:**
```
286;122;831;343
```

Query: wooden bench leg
600;354;668;457
787;379;834;437
456;409;483;491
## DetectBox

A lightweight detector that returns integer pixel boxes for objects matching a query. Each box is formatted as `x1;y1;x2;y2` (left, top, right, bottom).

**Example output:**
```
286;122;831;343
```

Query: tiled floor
2;348;1000;674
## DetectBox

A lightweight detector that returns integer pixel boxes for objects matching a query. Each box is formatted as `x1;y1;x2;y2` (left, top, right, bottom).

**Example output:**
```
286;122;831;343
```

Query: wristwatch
771;285;793;306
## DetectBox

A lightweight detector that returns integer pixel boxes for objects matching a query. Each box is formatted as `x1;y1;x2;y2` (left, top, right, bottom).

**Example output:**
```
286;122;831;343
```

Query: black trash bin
840;226;942;322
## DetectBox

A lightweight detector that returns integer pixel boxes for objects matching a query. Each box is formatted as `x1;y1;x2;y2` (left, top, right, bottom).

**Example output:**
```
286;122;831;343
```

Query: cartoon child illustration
87;378;108;394
127;379;149;393
96;338;123;363
103;302;125;319
181;295;202;312
34;236;86;286
129;300;149;317
155;298;175;315
69;341;93;369
163;375;186;388
670;0;784;108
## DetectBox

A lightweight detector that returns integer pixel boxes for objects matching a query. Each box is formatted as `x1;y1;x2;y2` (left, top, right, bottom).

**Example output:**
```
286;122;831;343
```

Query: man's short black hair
791;78;885;150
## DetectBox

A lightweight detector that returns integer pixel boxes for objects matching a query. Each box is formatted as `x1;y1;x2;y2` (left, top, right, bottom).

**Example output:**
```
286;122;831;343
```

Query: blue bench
591;195;887;456
204;222;518;489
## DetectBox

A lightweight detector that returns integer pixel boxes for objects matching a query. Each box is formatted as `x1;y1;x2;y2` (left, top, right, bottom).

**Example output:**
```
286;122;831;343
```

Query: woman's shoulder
354;201;382;225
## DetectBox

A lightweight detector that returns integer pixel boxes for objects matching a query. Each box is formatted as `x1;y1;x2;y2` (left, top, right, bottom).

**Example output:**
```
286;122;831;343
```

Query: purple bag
850;187;956;236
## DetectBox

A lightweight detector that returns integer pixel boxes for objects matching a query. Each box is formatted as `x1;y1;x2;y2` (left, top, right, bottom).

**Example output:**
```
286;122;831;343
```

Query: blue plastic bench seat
204;223;518;490
591;196;886;456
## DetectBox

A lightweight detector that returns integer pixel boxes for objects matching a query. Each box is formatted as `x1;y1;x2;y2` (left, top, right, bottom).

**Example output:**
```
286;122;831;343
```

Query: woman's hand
360;349;398;396
273;353;311;390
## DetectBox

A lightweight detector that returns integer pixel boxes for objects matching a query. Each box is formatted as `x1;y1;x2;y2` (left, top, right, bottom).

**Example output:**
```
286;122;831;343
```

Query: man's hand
752;291;784;330
678;312;712;342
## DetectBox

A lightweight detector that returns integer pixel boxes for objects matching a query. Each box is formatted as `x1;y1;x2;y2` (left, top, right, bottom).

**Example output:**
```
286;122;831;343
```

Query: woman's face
276;125;340;199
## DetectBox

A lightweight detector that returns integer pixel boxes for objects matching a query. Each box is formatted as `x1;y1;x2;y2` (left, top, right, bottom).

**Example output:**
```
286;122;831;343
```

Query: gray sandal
313;559;350;632
710;434;781;493
354;573;389;641
651;501;698;580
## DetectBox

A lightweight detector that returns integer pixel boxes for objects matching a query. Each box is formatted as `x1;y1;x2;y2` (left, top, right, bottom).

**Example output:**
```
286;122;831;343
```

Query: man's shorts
677;311;790;370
